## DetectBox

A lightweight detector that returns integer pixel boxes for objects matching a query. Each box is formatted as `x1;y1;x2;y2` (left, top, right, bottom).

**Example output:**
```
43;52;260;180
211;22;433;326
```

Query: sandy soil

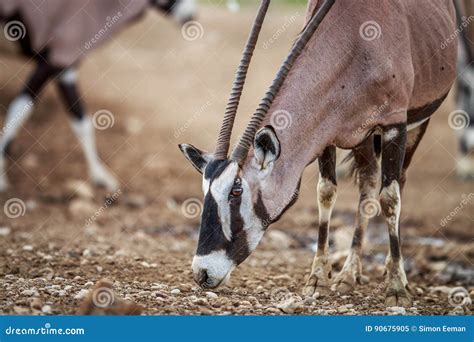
0;3;473;315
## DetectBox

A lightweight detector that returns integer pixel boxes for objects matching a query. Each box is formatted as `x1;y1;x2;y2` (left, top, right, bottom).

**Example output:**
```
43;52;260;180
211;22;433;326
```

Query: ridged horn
214;0;270;160
230;0;335;164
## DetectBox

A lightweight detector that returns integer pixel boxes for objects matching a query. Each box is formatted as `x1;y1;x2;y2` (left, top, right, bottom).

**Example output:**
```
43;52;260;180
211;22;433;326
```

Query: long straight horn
214;0;270;160
230;0;335;164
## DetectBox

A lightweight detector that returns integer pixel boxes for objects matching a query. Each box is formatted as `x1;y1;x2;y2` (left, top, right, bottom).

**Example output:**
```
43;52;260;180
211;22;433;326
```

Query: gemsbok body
0;0;196;192
180;0;458;307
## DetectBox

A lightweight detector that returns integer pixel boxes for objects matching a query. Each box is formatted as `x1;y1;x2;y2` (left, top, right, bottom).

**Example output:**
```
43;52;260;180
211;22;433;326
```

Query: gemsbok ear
253;126;281;170
178;144;212;174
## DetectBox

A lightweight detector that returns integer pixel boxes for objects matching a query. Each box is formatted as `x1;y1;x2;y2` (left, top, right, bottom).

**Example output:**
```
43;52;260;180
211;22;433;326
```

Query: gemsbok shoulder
179;0;458;306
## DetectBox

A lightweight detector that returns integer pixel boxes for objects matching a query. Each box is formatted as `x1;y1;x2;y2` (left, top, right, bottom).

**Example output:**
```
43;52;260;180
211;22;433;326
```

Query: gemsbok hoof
384;278;412;307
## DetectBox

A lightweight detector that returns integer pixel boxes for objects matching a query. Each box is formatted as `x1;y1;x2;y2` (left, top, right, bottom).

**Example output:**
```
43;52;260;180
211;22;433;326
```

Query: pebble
21;289;38;297
125;194;147;209
170;289;181;295
0;227;11;236
205;291;218;299
386;306;406;315
41;305;52;314
22;245;33;251
74;289;89;300
30;297;43;310
276;295;304;314
65;180;94;199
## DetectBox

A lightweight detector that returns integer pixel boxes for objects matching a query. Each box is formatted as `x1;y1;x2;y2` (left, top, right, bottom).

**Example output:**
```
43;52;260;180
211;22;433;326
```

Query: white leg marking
70;116;118;191
172;0;196;23
0;94;34;192
59;68;77;85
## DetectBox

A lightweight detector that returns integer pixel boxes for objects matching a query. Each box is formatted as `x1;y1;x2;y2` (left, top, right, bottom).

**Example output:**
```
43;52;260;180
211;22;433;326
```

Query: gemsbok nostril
194;269;209;286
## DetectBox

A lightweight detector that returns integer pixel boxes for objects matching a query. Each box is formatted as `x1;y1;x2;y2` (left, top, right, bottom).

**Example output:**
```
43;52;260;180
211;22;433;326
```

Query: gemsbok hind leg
303;146;337;296
333;136;378;293
379;122;411;307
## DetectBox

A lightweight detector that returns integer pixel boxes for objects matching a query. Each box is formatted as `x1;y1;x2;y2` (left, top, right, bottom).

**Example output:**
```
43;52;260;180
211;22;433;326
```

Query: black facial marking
254;191;271;229
196;193;227;256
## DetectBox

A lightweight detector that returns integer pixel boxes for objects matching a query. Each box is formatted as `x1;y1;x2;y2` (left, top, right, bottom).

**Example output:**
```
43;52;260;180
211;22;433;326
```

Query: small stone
74;289;89;300
337;305;349;313
68;199;96;218
448;306;465;315
13;306;30;314
65;180;94;199
387;306;406;315
21;289;38;297
82;249;91;257
41;305;52;314
170;289;181;295
30;297;43;310
125;194;147;209
140;261;151;268
205;291;218;299
0;227;11;236
22;245;33;251
415;287;424;295
276;295;304;314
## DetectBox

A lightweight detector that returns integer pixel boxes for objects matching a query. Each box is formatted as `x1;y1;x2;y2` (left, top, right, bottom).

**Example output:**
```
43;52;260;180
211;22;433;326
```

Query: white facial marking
60;68;77;85
202;177;210;196
70;116;118;191
240;177;264;251
210;162;239;241
192;250;235;282
172;0;196;23
383;128;399;142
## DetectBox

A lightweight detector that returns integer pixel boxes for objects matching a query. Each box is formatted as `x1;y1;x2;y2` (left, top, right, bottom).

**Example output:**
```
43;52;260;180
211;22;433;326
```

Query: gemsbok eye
230;179;243;197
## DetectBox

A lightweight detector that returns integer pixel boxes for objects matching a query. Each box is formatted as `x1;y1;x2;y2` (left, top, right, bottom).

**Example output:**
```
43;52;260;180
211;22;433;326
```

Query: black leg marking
56;70;86;120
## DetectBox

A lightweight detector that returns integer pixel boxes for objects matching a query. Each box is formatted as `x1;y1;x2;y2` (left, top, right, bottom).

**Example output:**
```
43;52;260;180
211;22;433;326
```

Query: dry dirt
0;3;473;315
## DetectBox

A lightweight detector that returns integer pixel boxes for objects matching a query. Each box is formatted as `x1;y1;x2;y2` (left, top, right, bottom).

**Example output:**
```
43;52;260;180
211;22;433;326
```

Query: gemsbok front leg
303;146;337;296
56;69;118;191
333;136;378;293
379;123;411;307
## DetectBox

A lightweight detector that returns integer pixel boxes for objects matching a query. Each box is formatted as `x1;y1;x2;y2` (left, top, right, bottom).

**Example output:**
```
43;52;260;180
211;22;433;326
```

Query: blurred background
0;0;472;315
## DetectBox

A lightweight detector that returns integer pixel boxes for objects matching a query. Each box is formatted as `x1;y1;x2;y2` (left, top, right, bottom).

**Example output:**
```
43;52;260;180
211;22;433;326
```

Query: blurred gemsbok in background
179;0;458;306
0;0;196;192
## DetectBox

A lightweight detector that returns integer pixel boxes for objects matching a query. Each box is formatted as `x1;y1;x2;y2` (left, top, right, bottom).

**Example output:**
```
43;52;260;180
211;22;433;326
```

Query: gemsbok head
179;0;335;289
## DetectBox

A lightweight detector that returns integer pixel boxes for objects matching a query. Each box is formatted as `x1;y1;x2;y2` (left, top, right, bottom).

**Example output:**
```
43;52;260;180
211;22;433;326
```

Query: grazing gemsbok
179;0;457;306
0;0;196;192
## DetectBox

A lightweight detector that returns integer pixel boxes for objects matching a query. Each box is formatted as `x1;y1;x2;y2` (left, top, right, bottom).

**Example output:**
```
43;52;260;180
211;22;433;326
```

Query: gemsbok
179;0;458;307
0;0;196;192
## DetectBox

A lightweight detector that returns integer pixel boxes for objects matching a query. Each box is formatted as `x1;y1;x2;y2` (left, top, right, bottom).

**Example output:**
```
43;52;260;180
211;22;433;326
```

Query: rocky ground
0;3;473;315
